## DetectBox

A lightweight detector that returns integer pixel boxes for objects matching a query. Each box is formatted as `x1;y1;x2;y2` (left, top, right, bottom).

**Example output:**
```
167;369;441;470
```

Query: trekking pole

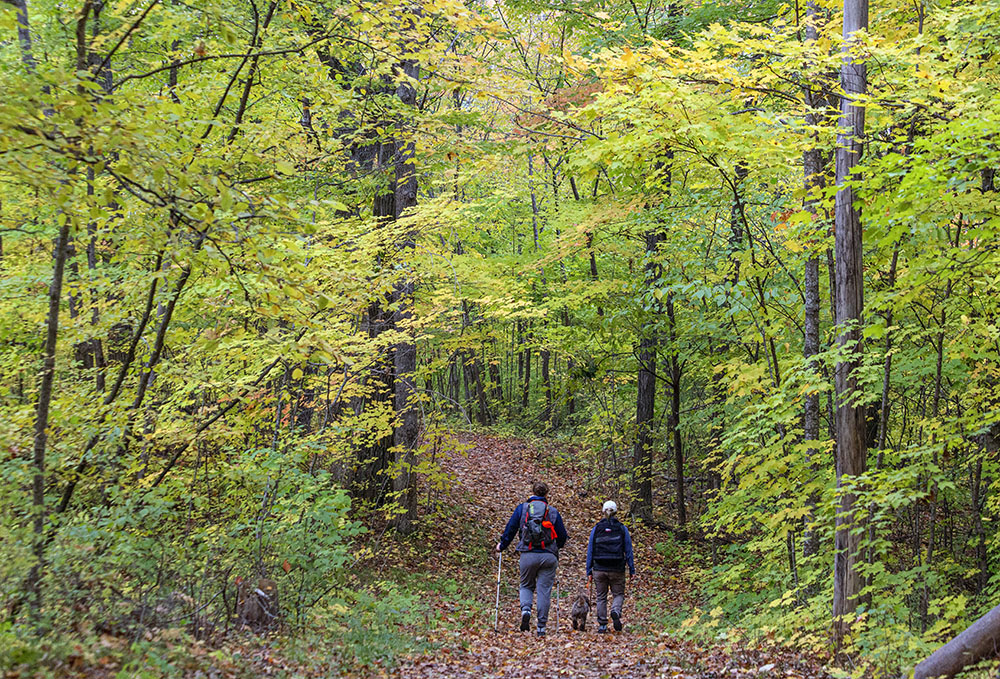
554;577;559;635
493;551;503;633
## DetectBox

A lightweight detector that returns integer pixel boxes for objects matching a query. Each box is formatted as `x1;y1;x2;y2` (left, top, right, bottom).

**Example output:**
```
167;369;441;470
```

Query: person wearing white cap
585;500;635;633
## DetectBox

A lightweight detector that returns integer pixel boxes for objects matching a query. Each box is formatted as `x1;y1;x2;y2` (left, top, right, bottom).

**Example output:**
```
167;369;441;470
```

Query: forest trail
392;434;828;679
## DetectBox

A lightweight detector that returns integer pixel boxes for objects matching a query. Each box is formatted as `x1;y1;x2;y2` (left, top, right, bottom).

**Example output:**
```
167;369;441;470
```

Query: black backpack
592;518;626;570
521;500;557;550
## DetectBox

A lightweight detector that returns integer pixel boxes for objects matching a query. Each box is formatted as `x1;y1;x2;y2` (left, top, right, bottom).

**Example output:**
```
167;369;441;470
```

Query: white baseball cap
602;500;618;513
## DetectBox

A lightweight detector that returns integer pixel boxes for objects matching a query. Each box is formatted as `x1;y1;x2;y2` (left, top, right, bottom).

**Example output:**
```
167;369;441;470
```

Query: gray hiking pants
519;551;558;629
593;569;626;626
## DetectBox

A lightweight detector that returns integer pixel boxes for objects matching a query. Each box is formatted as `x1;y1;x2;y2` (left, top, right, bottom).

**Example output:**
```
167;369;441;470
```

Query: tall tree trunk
462;349;472;410
633;326;656;522
541;348;552;426
13;0;39;74
488;347;503;403
521;333;532;411
390;55;420;535
571;175;603;317
529;153;540;254
633;153;672;522
971;459;988;594
26;0;91;623
82;2;113;393
356;141;397;506
921;292;949;631
801;0;824;559
666;293;685;532
27;215;73;624
633;225;663;523
472;354;490;425
832;0;869;647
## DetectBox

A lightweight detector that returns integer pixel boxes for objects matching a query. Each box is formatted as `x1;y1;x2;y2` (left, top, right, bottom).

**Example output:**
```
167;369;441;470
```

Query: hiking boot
520;612;530;632
536;627;546;637
611;611;622;632
597;625;607;634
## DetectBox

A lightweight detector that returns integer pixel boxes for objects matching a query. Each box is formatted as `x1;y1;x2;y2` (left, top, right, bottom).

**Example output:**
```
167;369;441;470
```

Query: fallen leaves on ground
390;433;831;679
39;433;831;678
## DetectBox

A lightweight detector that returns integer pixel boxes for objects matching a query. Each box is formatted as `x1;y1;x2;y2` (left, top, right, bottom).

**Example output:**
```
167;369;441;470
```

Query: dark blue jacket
586;517;635;576
498;496;568;556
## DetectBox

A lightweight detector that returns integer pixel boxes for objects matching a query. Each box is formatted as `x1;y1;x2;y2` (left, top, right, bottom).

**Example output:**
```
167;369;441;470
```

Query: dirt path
394;433;826;679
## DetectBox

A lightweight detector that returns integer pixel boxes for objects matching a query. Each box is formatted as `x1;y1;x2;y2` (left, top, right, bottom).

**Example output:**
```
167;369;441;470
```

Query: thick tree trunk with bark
832;0;868;646
390;56;421;535
633;330;656;522
633;225;662;522
633;154;672;523
13;0;39;74
355;148;397;505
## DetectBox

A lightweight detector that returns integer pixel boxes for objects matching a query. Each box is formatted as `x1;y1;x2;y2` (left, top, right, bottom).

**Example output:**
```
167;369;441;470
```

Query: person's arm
497;504;522;551
554;511;568;549
623;525;635;576
586;525;597;577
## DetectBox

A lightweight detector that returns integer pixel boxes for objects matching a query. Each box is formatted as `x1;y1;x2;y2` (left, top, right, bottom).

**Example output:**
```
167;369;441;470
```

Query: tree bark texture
355;153;396;505
801;0;824;559
27;216;73;622
633;330;656;522
541;349;552;425
390;56;420;535
666;293;686;530
13;0;39;74
633;225;662;522
633;152;671;522
521;340;532;411
26;0;90;622
832;0;869;645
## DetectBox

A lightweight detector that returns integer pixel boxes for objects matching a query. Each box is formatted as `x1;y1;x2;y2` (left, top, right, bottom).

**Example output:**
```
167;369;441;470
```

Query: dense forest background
1;0;999;674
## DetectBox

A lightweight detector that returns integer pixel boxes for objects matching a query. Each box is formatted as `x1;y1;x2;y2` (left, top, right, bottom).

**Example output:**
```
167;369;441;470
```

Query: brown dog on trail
570;589;591;631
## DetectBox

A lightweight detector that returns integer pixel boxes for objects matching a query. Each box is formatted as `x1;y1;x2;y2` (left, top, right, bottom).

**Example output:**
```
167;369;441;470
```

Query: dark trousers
593;569;626;626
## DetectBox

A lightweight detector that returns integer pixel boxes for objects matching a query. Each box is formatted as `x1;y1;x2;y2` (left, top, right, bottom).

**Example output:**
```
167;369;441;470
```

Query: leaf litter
389;433;831;679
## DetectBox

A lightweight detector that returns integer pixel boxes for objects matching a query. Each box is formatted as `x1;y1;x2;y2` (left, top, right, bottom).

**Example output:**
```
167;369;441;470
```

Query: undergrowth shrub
0;438;373;676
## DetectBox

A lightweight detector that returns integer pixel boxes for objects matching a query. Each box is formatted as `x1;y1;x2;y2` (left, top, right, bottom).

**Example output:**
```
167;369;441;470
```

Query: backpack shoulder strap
596;517;624;541
525;499;548;517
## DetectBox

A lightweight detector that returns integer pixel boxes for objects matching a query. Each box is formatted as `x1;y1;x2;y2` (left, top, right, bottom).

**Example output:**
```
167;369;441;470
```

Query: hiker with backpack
586;500;635;633
495;482;569;637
